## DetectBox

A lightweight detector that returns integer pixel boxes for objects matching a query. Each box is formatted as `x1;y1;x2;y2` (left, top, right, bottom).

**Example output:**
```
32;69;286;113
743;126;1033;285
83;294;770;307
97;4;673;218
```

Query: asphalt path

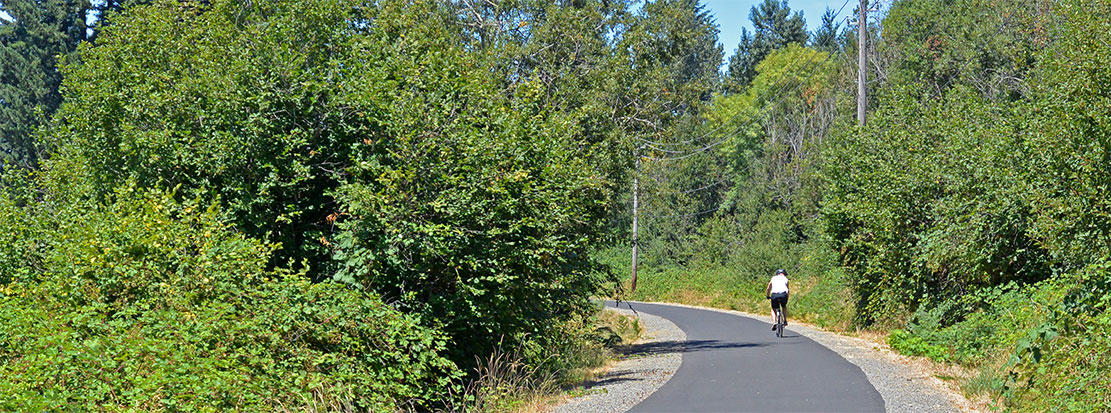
608;300;885;412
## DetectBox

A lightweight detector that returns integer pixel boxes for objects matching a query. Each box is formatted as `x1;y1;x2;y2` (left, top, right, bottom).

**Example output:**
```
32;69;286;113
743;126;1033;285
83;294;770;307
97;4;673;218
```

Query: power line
645;205;722;220
642;46;847;163
681;178;729;194
638;0;855;162
629;0;857;283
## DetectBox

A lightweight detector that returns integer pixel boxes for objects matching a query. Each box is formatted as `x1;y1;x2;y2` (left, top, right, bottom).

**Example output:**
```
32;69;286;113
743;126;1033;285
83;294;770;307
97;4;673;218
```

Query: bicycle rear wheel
775;308;784;338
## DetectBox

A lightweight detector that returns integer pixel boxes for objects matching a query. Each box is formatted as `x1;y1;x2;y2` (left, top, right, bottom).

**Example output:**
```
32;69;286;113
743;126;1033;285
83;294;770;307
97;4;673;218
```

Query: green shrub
886;283;1053;368
53;0;620;373
0;187;460;410
1017;309;1111;411
888;329;950;362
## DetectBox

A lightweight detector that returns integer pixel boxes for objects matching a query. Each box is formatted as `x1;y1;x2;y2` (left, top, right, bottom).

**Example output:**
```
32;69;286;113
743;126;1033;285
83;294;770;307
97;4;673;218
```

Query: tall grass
462;308;642;412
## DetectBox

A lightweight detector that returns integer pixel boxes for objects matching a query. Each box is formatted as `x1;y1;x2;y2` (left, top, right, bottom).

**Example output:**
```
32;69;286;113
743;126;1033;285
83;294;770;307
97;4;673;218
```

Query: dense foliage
0;178;459;410
2;0;722;409
0;0;151;169
42;0;639;375
816;0;1111;407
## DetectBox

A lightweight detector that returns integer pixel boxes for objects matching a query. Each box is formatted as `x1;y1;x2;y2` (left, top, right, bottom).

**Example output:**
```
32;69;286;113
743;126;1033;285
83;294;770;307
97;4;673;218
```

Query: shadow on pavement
621;339;767;356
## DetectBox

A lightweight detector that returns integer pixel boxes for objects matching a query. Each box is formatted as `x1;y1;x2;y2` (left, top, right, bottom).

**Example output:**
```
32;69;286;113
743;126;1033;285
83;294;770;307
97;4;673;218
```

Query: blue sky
0;1;866;52
704;0;855;54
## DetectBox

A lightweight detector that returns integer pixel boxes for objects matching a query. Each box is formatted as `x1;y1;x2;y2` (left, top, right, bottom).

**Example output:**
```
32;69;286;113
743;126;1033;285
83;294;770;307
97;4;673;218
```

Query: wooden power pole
858;0;867;126
630;155;640;294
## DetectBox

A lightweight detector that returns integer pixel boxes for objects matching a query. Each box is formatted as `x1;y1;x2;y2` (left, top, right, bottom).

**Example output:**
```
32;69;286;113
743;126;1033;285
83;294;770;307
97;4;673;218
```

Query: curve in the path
609;300;885;413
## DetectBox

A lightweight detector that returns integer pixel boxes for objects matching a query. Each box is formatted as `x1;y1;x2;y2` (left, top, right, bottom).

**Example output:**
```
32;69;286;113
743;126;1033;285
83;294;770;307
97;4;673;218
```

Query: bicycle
773;306;785;338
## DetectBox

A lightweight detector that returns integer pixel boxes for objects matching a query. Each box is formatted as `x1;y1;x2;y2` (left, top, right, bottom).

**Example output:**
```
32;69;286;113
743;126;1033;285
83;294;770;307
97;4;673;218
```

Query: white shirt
769;274;789;294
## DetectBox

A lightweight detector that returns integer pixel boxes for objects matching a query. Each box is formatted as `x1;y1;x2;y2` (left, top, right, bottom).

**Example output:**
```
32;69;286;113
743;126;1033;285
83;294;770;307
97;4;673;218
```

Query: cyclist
765;269;790;330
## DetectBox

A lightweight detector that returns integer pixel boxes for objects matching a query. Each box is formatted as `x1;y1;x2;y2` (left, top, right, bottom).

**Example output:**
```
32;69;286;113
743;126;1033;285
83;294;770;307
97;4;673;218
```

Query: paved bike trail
608;300;885;412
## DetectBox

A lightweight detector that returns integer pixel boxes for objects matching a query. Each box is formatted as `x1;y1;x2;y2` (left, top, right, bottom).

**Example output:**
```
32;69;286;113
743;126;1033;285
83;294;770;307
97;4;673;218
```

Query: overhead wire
638;0;855;163
646;0;1018;209
639;53;833;163
681;178;730;194
642;41;845;163
636;0;859;223
640;49;849;218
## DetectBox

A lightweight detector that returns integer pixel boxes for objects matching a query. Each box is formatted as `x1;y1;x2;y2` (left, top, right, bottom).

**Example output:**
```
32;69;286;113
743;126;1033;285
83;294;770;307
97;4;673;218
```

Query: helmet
775;269;787;275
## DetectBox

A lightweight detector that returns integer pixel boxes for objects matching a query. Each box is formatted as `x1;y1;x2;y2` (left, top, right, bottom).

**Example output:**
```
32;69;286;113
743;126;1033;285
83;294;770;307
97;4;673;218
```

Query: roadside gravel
553;306;686;413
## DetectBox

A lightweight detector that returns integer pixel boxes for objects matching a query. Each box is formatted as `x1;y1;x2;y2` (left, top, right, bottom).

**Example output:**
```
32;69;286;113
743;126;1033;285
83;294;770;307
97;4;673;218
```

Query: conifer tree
723;0;807;94
0;0;90;168
810;7;842;53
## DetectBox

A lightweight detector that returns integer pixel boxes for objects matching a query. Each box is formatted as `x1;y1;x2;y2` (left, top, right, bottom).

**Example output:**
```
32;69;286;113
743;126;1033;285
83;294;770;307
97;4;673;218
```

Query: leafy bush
0;186;460;410
51;0;620;373
1016;307;1111;411
887;329;950;362
331;81;614;367
885;282;1055;368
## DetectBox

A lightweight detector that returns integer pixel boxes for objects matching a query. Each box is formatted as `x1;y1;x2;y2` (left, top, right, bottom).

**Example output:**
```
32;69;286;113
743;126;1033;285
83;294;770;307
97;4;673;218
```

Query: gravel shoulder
552;306;686;413
551;301;974;413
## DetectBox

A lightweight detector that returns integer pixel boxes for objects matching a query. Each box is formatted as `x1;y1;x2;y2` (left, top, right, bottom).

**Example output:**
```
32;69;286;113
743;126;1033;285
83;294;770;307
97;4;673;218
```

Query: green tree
724;0;807;93
820;0;1053;323
457;0;634;216
51;0;623;372
878;0;1046;101
619;0;723;125
810;7;842;52
0;0;90;169
614;0;725;266
724;28;757;94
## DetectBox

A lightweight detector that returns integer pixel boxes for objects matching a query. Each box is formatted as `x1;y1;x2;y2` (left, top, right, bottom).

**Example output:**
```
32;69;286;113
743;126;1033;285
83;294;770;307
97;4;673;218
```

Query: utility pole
630;154;640;294
857;0;867;126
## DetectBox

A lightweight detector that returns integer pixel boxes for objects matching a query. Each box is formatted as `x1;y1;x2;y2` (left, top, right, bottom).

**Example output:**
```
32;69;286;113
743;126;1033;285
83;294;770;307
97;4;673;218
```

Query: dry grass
465;311;643;413
465;347;560;413
596;309;643;344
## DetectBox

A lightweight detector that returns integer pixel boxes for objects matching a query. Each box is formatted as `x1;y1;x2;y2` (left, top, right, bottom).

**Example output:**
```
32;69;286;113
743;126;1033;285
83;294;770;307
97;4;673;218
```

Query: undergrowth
464;306;641;413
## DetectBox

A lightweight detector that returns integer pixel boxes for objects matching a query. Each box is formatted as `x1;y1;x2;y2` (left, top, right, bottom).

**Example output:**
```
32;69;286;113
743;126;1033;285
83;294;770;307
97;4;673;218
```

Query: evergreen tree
724;28;756;95
810;7;842;53
0;0;90;169
723;0;807;93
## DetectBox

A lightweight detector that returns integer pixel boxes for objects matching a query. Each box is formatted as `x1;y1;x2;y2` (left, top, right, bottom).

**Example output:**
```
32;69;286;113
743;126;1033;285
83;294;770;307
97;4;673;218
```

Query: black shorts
770;292;788;310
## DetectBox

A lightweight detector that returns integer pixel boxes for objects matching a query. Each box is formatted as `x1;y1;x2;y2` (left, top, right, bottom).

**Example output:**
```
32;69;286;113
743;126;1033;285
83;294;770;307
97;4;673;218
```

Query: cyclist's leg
782;297;788;326
769;299;778;324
